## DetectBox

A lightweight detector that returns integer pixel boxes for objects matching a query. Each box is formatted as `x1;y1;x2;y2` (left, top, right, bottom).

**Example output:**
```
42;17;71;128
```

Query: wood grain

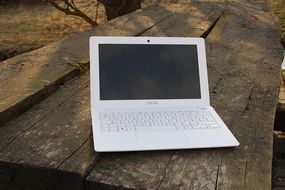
0;73;95;190
0;4;173;127
207;3;283;189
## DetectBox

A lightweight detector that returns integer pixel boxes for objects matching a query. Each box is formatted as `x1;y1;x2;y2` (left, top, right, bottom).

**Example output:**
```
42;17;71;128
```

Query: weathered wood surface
86;2;283;190
0;73;96;190
0;1;283;190
0;4;174;126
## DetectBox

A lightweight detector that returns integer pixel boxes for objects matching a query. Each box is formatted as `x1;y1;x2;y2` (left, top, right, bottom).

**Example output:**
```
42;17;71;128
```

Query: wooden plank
0;4;173;127
156;1;283;189
141;2;226;37
86;151;174;189
0;74;89;151
0;73;96;190
209;3;283;189
86;1;283;190
86;3;227;190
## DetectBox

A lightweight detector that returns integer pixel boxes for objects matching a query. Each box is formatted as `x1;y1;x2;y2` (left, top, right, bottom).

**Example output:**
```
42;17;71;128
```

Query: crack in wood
135;14;173;36
82;153;105;190
154;152;177;190
201;12;223;39
215;154;223;190
242;85;254;114
244;158;248;190
211;76;224;94
56;133;91;169
56;134;104;190
67;61;90;72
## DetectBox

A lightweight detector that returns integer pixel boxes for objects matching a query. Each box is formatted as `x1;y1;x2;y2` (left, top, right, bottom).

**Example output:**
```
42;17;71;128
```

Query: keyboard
100;111;220;132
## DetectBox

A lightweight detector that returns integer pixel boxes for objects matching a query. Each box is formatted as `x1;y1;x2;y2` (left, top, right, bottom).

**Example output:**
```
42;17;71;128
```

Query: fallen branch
45;0;98;27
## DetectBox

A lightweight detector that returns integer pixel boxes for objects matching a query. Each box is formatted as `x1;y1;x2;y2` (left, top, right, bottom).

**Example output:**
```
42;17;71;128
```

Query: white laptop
90;36;239;152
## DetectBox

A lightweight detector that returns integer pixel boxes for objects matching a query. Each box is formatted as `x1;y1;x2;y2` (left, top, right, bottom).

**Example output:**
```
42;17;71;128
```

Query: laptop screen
98;44;201;100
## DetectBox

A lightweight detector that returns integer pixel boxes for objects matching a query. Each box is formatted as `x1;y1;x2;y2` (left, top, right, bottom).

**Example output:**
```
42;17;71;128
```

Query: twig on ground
45;0;98;27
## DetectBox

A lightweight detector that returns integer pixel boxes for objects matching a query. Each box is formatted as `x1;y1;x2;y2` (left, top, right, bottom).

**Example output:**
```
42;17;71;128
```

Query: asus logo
146;101;158;105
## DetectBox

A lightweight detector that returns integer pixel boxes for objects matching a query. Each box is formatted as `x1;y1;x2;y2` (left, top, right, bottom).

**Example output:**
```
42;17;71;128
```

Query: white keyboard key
182;123;191;129
118;127;126;131
190;121;199;125
204;115;215;121
199;125;207;129
110;124;116;128
192;125;199;129
176;124;184;129
127;127;135;131
110;127;118;132
102;120;111;124
101;128;109;132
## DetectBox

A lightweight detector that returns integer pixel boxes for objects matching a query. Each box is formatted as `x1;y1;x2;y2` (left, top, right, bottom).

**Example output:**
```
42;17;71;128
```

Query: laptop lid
90;37;210;110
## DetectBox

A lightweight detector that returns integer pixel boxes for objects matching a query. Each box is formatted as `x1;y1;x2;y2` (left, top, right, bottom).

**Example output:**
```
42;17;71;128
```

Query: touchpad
136;132;189;150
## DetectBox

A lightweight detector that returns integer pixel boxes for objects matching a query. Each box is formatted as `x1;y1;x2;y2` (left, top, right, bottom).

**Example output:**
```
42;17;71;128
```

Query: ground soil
0;0;107;61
